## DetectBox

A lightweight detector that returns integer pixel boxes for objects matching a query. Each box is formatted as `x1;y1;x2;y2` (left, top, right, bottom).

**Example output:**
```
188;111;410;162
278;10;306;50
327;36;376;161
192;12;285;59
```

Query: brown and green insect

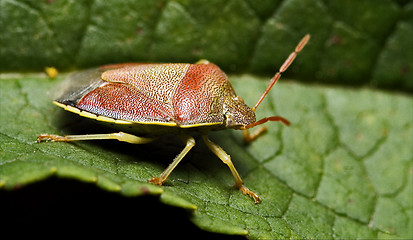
38;34;310;203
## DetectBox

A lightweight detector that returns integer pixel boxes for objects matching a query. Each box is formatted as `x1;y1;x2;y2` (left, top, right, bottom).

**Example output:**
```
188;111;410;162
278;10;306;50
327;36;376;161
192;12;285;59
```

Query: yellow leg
242;127;267;143
149;135;195;185
202;134;261;203
37;132;156;144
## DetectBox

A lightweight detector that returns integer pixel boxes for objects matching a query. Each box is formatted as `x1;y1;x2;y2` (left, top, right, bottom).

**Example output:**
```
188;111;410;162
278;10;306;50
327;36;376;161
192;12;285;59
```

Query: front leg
242;116;290;143
242;127;267;143
202;134;261;203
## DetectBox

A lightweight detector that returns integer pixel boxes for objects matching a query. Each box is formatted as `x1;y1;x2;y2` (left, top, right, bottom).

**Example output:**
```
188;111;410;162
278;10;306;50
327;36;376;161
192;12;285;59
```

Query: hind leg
37;132;156;144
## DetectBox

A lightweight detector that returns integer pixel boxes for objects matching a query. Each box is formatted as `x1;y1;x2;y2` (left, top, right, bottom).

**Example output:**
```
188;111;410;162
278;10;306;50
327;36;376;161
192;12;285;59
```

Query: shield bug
38;34;310;203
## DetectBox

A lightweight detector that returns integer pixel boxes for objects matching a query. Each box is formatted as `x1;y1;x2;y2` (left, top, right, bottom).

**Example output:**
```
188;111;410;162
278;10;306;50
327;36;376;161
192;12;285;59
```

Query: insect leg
202;134;261;203
241;116;290;143
242;127;267;143
149;135;195;185
37;132;156;144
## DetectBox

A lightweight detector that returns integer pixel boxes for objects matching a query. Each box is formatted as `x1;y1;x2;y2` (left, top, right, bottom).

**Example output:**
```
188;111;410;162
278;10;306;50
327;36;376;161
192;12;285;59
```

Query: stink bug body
38;34;310;203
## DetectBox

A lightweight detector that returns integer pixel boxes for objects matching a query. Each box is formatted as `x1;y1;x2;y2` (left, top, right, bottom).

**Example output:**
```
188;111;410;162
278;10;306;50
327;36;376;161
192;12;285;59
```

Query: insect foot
239;185;261;204
148;177;164;186
37;134;67;142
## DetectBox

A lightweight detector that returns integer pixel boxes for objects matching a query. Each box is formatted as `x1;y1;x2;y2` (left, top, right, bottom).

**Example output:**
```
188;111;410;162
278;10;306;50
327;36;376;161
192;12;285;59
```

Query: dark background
1;177;245;239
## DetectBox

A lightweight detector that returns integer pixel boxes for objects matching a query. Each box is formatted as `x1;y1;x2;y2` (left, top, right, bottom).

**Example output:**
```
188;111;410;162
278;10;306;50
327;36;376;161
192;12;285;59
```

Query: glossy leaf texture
1;74;412;239
0;0;412;91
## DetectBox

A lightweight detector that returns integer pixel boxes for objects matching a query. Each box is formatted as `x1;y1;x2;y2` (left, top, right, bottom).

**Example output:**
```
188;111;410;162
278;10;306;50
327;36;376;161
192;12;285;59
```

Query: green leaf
1;73;412;239
1;0;412;90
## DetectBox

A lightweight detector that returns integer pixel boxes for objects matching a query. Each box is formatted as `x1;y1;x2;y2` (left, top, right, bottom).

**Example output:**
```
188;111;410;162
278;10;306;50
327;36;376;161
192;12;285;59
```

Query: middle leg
149;135;196;185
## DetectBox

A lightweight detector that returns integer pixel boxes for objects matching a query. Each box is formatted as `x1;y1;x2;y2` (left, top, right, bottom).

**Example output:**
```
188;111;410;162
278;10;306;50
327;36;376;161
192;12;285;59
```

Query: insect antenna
251;34;310;112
